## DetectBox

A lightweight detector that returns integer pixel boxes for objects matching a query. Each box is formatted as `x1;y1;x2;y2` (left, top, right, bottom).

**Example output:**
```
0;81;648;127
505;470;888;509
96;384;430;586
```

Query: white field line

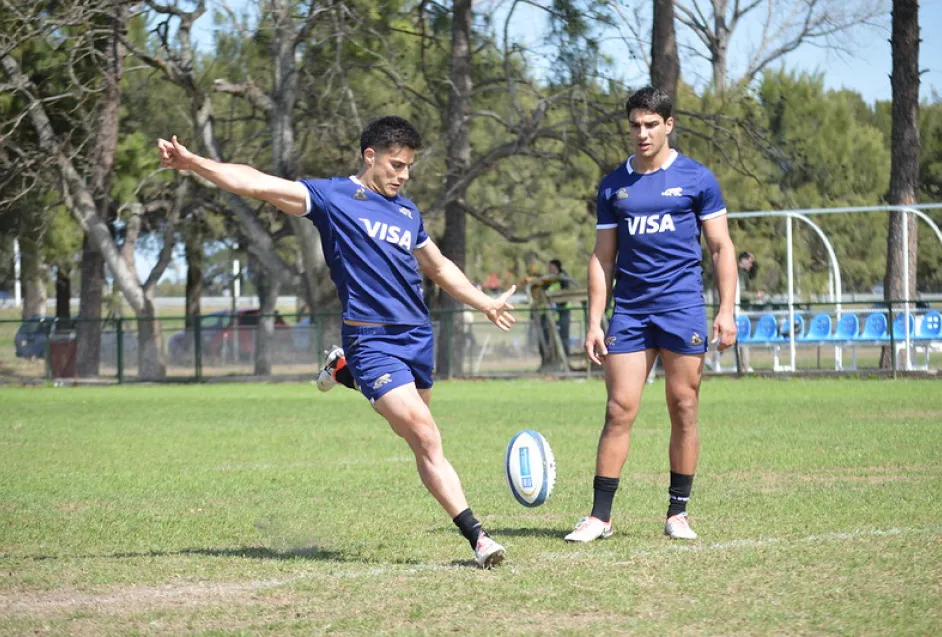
2;525;938;615
538;525;942;564
613;525;942;562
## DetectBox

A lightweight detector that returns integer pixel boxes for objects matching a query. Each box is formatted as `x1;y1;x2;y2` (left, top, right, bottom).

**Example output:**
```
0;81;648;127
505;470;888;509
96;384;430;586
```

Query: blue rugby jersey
300;176;431;325
596;150;727;314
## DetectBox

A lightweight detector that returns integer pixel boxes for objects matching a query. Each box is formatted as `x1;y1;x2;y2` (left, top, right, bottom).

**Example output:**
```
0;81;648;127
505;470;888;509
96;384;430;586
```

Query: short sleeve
697;168;727;220
415;214;430;250
298;178;332;219
596;185;618;229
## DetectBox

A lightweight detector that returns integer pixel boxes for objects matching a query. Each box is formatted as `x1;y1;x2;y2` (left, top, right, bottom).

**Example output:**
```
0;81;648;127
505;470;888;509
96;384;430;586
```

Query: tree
882;0;919;367
129;0;350;374
673;0;886;92
1;0;187;379
651;0;680;103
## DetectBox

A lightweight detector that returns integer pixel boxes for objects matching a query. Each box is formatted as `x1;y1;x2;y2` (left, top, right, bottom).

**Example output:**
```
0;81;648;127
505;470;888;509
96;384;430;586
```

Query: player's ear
665;116;674;135
363;147;376;168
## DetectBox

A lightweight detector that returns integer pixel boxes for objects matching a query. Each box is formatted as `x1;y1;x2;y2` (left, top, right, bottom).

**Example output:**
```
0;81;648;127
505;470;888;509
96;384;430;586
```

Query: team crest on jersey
372;373;392;389
605;336;616;346
690;332;703;346
399;206;413;219
353;187;368;200
661;187;683;197
615;188;629;200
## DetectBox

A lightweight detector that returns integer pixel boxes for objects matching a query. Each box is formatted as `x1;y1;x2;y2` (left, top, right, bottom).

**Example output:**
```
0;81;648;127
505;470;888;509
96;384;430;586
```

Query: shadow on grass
478;527;564;539
430;525;564;539
24;545;423;565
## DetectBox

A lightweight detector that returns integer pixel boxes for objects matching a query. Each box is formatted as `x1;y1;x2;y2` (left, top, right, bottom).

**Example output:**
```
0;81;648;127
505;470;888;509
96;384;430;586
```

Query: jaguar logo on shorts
372;373;392;389
605;336;616;346
615;188;629;200
690;332;703;346
353;187;368;200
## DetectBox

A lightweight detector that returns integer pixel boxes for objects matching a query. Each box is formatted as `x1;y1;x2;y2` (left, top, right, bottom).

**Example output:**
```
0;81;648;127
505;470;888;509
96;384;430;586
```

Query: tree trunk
881;0;920;369
184;225;203;352
436;0;473;378
254;268;280;376
270;0;325;313
20;231;46;319
651;0;680;102
76;237;104;376
135;294;164;379
711;2;730;92
55;266;71;322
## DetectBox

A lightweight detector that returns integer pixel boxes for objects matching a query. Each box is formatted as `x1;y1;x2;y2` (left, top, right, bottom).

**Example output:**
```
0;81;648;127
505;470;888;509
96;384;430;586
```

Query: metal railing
1;299;939;384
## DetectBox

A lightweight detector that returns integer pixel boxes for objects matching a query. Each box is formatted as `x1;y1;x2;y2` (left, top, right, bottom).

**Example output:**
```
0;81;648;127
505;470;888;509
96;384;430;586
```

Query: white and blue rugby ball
505;430;556;507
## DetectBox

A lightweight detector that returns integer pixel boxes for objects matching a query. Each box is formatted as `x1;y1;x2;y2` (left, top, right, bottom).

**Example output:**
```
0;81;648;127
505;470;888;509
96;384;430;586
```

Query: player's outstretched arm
415;240;517;332
156;136;308;216
585;229;616;365
703;216;738;350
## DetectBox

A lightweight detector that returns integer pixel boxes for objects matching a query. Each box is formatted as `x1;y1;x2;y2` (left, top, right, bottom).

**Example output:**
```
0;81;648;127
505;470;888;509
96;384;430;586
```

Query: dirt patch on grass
858;409;942;422
0;578;295;618
713;465;940;490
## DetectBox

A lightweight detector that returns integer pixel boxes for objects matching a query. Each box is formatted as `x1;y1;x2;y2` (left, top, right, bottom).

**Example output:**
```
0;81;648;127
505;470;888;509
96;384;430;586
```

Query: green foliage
5;2;942;302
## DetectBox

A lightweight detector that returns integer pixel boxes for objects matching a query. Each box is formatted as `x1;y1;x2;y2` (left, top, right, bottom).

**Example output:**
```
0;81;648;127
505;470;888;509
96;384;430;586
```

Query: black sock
668;472;694;518
453;508;483;548
336;365;357;390
590;476;620;522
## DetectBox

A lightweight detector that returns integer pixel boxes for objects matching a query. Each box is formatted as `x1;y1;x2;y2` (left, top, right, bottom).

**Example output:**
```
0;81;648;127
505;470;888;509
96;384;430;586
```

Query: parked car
168;309;289;363
14;317;77;358
14;316;52;358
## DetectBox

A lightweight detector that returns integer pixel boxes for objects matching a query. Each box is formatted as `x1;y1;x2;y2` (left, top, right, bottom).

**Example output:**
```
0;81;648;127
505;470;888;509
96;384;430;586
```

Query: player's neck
353;171;379;194
631;145;674;174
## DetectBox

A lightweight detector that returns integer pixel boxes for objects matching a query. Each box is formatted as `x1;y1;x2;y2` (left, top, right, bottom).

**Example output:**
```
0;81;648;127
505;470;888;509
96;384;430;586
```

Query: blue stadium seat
778;314;805;340
751;314;780;343
735;315;753;343
800;313;832;342
857;312;888;341
828;313;860;341
892;313;916;339
915;310;942;341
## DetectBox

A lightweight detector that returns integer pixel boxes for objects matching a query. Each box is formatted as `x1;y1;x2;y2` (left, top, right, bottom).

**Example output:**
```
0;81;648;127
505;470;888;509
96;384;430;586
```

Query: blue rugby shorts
605;305;709;355
341;322;435;403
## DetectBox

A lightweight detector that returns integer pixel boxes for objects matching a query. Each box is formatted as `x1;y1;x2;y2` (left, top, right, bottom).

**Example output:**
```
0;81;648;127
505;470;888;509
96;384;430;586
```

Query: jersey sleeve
415;214;430;250
596;185;618;230
297;178;332;221
697;168;727;220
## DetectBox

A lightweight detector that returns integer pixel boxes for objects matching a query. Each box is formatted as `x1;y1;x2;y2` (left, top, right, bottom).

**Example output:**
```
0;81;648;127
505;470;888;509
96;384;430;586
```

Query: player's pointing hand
486;285;517;332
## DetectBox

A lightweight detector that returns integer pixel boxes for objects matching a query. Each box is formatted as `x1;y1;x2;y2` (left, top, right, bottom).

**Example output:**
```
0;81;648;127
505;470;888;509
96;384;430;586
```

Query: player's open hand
712;309;737;351
157;135;196;171
584;324;607;365
485;285;517;332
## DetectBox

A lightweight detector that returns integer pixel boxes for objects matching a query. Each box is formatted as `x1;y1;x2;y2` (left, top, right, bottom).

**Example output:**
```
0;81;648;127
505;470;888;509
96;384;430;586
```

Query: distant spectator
737;251;765;310
546;259;572;356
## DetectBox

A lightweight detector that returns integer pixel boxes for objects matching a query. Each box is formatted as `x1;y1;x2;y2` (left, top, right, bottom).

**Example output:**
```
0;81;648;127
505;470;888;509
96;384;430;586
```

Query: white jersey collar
626;148;678;175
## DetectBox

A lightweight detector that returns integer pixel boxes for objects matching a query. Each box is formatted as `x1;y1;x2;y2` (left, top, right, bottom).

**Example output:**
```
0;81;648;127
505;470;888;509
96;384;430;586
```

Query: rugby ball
505;430;556;507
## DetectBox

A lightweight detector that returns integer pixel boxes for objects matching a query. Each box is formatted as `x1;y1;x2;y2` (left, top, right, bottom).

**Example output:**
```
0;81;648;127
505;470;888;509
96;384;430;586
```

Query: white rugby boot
664;513;698;540
564;516;614;542
315;345;345;392
473;534;506;569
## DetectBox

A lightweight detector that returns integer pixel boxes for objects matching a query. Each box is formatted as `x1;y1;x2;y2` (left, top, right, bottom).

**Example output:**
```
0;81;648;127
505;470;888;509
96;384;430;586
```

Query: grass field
1;379;940;635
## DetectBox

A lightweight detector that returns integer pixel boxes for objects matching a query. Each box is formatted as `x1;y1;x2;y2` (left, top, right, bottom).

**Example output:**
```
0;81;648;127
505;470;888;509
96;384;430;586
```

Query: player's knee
410;427;443;460
604;397;637;431
668;394;699;423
